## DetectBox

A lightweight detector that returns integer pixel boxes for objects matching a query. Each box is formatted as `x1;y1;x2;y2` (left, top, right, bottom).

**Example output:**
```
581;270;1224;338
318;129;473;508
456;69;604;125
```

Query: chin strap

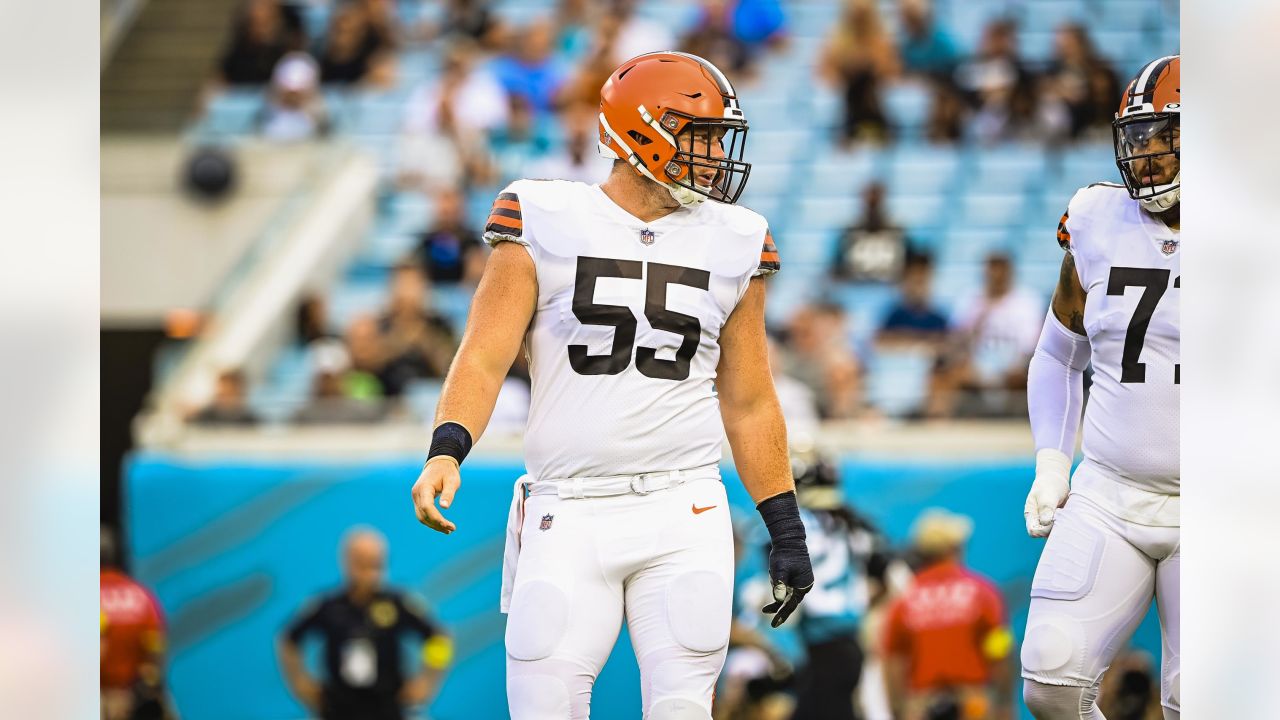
664;182;706;207
1139;171;1180;212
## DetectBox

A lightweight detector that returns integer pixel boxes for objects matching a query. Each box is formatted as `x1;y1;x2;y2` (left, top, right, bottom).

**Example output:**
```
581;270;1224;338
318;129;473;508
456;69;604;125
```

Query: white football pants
1021;494;1180;719
504;476;734;719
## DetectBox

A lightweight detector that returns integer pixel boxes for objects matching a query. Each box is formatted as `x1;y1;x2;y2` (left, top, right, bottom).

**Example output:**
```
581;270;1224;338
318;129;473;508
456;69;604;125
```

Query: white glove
1025;449;1072;537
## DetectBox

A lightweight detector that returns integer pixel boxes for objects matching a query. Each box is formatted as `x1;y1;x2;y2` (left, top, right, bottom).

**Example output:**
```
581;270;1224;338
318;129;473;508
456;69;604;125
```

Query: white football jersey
484;179;777;481
1059;183;1180;500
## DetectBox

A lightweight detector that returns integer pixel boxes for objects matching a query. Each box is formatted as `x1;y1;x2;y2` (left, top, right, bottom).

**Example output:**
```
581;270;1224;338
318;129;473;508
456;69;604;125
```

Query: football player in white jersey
409;51;813;720
1020;56;1180;720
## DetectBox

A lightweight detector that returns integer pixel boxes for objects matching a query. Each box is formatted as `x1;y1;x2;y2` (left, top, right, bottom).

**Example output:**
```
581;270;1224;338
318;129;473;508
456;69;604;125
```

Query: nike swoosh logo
692;504;717;515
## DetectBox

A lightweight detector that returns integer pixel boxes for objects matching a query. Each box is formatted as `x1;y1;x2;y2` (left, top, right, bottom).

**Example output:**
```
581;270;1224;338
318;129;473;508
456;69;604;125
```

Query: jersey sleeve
397;594;453;670
1056;208;1072;252
752;228;780;278
483;187;527;248
396;593;441;638
284;598;324;645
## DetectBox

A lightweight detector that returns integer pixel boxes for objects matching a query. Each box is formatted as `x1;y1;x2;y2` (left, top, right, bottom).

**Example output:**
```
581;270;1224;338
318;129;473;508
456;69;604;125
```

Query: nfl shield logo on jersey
539;514;554;531
639;228;656;246
1161;239;1178;256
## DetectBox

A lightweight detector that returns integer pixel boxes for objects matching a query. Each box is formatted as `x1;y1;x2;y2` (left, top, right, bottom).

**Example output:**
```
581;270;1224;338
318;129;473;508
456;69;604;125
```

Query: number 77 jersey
1058;183;1179;497
484;179;779;481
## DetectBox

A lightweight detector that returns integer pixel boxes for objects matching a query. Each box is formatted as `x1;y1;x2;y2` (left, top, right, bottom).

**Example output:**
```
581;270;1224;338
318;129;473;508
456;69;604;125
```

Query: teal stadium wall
125;454;1161;719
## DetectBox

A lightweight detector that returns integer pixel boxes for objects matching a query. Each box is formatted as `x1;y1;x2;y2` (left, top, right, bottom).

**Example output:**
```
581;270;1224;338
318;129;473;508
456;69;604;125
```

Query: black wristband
757;490;806;546
427;422;473;466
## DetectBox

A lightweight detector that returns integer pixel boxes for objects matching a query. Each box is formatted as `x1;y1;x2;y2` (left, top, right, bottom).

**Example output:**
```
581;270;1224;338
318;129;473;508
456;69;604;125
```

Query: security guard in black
279;530;450;720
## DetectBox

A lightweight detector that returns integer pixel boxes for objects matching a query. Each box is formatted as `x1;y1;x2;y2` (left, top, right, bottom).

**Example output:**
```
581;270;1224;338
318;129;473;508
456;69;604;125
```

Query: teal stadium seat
958;193;1028;228
200;90;263;137
866;347;934;418
1019;0;1088;33
882;80;933;136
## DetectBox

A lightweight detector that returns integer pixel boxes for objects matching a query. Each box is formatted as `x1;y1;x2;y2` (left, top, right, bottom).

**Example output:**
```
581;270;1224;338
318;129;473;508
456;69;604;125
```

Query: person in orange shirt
881;509;1014;720
100;527;174;720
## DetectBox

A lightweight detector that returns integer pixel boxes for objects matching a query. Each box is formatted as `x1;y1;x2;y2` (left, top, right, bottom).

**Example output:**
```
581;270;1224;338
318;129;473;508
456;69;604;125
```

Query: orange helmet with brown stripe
1113;55;1180;212
598;51;751;207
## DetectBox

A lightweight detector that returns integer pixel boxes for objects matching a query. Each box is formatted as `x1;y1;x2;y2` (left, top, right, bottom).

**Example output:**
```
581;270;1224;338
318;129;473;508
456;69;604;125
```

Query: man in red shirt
882;509;1013;720
101;528;172;720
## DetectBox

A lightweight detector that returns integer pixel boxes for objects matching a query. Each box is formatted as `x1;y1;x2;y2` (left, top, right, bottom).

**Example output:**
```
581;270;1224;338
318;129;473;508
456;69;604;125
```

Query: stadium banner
125;453;1161;720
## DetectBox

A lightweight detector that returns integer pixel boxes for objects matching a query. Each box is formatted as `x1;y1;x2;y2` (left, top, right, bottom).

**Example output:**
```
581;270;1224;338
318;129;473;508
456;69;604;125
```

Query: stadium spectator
556;14;625;108
354;0;400;50
296;293;338;346
490;18;570;118
818;0;900;145
928;252;1042;418
346;314;391;391
525;103;612;184
924;76;966;143
832;181;909;283
718;522;797;720
217;0;307;86
954;19;1037;144
258;52;331;141
373;263;458;396
882;509;1013;720
611;0;678;63
191;368;260;426
316;2;396;87
681;0;787;76
413;187;485;284
782;302;863;419
101;527;174;720
279;527;451;720
434;0;507;51
877;251;949;345
898;0;960;79
489;96;556;183
1098;649;1164;720
768;337;820;436
790;446;888;720
291;340;387;424
554;0;598;60
399;40;507;190
1040;23;1122;141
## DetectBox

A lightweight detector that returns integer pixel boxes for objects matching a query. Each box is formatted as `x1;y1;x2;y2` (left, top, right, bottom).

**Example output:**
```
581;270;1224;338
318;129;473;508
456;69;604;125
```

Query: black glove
757;491;814;628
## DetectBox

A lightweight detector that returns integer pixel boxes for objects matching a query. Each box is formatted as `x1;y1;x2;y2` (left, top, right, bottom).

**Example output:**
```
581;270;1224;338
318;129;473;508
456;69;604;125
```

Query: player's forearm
722;395;792;503
1027;311;1089;457
432;351;510;441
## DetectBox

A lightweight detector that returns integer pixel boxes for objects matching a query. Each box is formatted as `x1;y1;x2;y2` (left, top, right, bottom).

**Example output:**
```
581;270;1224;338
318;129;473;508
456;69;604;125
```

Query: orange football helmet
598;51;751;206
1114;55;1180;212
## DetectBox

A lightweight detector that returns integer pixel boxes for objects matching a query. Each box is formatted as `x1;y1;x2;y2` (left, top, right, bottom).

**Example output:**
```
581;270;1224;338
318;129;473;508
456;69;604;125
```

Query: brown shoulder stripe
486;192;523;236
1056;210;1071;251
759;229;781;272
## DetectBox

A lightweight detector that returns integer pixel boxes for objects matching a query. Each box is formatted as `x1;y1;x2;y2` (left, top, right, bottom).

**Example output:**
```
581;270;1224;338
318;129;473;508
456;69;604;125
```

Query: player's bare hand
412;457;461;534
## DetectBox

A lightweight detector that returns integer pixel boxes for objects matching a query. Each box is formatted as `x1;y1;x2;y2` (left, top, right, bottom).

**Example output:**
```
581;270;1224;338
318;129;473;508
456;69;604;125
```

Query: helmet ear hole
652;153;660;161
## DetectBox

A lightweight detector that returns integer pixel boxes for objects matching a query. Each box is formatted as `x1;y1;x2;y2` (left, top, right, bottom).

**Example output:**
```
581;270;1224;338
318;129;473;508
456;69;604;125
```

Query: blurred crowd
186;0;1147;426
818;0;1122;147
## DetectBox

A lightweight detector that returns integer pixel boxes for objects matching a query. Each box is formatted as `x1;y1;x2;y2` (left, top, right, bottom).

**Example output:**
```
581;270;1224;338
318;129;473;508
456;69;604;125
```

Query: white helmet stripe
1134;55;1177;105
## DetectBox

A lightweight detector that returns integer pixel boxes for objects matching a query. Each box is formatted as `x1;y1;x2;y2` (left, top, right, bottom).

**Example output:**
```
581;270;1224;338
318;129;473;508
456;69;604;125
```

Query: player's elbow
719;385;784;438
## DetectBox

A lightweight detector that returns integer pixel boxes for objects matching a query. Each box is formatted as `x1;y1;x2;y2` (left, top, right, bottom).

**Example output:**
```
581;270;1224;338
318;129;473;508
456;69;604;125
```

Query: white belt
499;463;721;612
525;464;721;499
